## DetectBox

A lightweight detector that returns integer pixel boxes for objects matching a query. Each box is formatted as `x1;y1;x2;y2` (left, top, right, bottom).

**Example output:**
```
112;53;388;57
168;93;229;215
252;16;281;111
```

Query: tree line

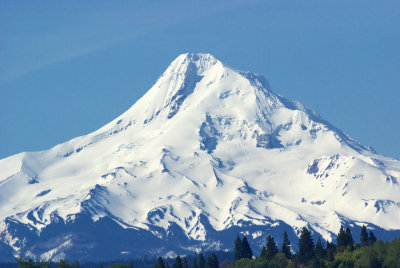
14;225;400;267
232;225;399;267
154;225;399;268
154;253;219;268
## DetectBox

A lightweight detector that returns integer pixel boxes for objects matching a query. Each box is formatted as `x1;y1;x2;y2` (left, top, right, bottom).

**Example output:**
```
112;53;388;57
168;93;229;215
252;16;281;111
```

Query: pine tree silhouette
345;227;354;250
281;231;291;259
298;227;315;264
315;238;325;259
369;231;377;245
199;253;205;268
241;236;253;259
360;225;369;247
234;235;242;261
173;255;182;268
156;256;166;268
264;235;278;261
337;225;347;247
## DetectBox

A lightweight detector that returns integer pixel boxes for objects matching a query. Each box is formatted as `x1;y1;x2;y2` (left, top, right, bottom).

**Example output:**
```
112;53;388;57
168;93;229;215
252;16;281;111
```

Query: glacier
0;53;399;261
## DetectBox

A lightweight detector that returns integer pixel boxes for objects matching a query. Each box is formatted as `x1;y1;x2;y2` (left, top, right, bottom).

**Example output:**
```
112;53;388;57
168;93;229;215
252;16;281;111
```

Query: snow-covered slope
1;53;400;261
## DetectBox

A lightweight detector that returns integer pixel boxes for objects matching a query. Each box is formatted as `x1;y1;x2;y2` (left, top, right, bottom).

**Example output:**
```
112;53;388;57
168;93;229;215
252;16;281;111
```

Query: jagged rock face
0;53;400;261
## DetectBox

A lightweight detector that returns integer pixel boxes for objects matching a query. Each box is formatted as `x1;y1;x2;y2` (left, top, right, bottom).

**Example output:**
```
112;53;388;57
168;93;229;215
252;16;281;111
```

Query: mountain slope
1;53;400;261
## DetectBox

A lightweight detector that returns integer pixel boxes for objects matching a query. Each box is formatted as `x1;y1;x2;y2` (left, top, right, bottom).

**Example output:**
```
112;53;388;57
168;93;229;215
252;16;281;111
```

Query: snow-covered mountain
1;53;399;261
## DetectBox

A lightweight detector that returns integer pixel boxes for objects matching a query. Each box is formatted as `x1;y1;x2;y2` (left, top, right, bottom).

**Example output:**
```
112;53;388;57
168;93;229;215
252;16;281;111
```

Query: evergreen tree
241;236;253;259
260;246;267;259
345;227;354;250
193;256;198;268
298;226;315;264
264;235;278;261
205;253;218;268
173;255;183;268
326;241;336;262
59;259;72;268
315;238;325;259
369;231;377;245
198;253;205;268
156;257;166;268
360;225;369;247
337;225;347;247
234;235;242;261
182;257;189;268
281;231;291;259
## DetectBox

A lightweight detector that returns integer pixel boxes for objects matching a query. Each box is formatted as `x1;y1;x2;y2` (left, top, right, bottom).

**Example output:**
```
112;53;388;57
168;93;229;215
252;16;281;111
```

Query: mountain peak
129;53;226;122
169;53;220;75
1;53;400;261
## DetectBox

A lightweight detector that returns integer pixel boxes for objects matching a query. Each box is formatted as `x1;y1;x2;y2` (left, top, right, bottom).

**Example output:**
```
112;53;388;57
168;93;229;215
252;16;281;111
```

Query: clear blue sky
1;0;399;160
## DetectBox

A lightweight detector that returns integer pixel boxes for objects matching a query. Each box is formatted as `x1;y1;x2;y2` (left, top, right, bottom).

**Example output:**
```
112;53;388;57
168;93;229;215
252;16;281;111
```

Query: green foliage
326;238;400;267
315;238;325;259
337;225;347;250
234;235;242;261
337;225;354;252
360;225;369;247
242;236;253;259
345;227;354;251
234;235;253;260
355;246;381;267
270;253;295;268
298;226;314;265
326;241;336;262
57;259;80;268
261;235;278;261
281;231;291;259
233;254;295;268
17;257;48;268
233;257;266;268
384;238;400;266
369;231;377;245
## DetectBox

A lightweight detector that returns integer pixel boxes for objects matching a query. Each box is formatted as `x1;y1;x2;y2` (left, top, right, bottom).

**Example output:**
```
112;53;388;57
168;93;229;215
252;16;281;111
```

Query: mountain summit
1;53;399;261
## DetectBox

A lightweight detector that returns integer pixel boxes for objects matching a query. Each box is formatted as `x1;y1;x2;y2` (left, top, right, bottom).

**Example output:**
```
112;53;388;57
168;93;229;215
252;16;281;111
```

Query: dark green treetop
155;257;165;268
264;235;278;261
281;231;291;259
234;235;242;261
182;257;189;268
241;236;253;259
337;225;347;247
173;255;182;268
360;225;369;247
298;226;315;264
315;237;325;259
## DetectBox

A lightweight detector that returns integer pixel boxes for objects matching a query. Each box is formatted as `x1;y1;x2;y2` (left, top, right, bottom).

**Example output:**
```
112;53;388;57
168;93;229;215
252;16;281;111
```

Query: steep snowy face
0;53;400;260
